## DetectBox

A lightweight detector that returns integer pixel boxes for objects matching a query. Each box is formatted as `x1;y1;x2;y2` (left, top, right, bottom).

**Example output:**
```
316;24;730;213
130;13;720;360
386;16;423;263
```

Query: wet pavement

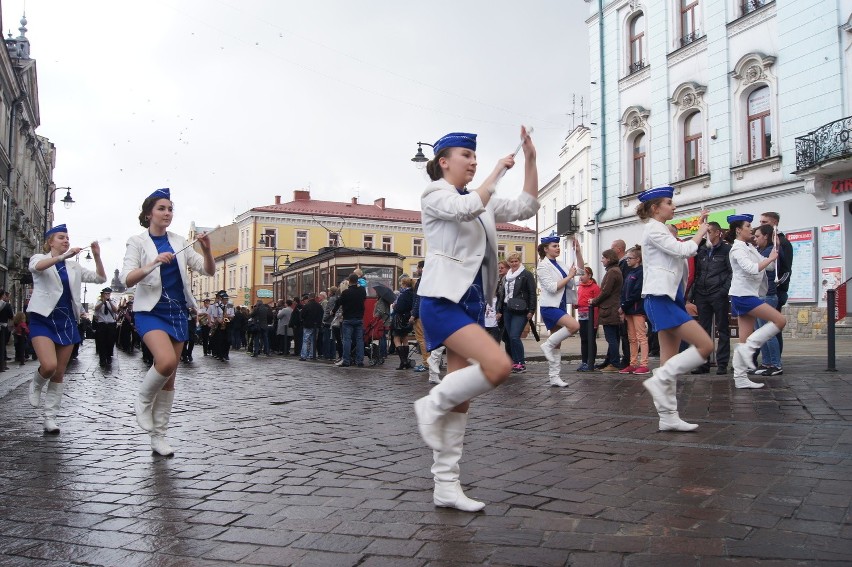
0;337;850;566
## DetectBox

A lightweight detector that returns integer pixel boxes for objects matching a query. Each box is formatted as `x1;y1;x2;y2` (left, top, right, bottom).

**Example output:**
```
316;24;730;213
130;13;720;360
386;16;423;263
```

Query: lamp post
43;186;74;235
410;142;434;166
258;233;278;302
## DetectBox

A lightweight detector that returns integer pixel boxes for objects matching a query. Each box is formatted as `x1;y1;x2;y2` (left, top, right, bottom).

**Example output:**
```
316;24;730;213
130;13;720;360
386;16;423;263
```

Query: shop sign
831;178;852;194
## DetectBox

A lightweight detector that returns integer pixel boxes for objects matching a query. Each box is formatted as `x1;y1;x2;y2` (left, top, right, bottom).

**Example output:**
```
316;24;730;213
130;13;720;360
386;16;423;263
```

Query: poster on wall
786;228;816;303
820;267;843;305
820;224;842;260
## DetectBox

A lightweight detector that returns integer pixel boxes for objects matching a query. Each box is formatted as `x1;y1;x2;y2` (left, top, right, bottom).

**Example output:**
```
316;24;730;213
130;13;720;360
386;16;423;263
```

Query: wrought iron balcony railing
742;0;768;15
795;115;852;172
679;31;702;47
627;61;647;75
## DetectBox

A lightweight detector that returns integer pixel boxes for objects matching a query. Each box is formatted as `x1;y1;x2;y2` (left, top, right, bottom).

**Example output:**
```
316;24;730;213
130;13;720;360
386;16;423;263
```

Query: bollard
827;288;836;372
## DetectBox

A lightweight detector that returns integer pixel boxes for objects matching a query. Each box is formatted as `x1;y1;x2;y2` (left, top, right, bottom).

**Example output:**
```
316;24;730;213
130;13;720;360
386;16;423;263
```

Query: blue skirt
644;288;692;332
135;303;189;342
541;307;569;330
421;276;486;352
29;310;81;346
731;295;765;316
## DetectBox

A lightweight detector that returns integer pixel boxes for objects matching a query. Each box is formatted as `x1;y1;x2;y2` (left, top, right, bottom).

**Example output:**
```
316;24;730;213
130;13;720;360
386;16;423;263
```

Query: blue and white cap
44;224;67;238
726;214;753;224
540;235;560;245
433;132;477;155
637;186;674;202
149;188;170;200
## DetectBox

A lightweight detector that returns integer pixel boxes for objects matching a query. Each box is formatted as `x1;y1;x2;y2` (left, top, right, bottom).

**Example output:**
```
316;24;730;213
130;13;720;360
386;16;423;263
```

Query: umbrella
373;284;395;304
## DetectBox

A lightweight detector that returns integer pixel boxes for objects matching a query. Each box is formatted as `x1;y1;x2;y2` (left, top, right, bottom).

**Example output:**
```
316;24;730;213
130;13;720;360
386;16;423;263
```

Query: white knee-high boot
735;322;781;374
28;368;49;407
150;390;175;456
642;346;704;432
414;364;493;451
43;381;64;434
432;412;485;512
541;327;571;363
428;347;444;384
136;366;171;432
732;344;765;389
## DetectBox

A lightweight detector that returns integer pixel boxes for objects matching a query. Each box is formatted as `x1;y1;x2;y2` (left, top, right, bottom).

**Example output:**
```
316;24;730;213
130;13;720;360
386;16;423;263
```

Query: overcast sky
3;0;591;273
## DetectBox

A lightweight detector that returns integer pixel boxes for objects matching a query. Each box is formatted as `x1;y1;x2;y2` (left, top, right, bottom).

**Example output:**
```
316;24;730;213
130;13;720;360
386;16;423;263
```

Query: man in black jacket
688;222;733;374
299;293;324;360
334;274;367;367
759;212;793;354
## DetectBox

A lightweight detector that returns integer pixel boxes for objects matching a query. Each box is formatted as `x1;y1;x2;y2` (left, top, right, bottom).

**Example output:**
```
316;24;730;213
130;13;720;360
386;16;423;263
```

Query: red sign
837;284;847;323
831;179;852;194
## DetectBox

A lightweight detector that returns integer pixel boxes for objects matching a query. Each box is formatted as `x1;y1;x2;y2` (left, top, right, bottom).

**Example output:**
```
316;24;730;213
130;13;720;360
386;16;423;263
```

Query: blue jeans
341;319;364;364
300;328;317;359
253;327;269;355
757;295;781;368
603;324;620;366
504;310;528;364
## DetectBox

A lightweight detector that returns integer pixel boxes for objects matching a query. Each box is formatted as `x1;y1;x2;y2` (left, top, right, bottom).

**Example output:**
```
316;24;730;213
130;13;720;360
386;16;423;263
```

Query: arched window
684;112;703;178
747;86;771;161
633;133;647;193
629;13;645;73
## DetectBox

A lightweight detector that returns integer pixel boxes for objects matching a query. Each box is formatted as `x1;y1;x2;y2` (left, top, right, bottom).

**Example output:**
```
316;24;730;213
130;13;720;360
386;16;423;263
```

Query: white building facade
586;0;852;322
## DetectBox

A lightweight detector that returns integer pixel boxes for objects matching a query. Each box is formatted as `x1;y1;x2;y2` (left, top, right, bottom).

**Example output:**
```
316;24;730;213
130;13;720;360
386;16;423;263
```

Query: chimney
294;190;310;201
274;195;281;205
373;197;385;210
351;197;358;205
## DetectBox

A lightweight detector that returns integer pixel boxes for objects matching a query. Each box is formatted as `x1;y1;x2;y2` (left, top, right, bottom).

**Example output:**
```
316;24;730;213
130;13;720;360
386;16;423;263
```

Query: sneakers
633;366;651;375
335;360;350;367
618;365;637;374
412;364;428;373
511;363;527;373
575;363;590;372
750;365;771;376
763;366;783;376
599;364;620;373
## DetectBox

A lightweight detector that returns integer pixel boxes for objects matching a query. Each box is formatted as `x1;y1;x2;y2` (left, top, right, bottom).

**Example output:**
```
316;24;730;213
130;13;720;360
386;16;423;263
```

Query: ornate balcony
742;0;768;15
795;116;852;173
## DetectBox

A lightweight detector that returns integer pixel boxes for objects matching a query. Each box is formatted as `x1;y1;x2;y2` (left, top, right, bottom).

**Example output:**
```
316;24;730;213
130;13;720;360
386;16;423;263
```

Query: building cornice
667;35;707;66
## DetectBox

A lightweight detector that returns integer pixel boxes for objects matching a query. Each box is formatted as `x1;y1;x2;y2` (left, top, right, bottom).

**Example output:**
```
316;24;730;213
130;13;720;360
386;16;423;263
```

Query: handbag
507;297;527;313
392;313;410;331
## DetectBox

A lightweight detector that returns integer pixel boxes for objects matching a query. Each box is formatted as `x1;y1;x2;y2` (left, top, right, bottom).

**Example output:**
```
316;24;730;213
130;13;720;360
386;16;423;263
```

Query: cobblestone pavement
0;338;850;566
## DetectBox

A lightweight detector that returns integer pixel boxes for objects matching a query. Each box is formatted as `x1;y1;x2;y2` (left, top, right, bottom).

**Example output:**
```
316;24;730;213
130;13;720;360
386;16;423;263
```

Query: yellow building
201;190;535;306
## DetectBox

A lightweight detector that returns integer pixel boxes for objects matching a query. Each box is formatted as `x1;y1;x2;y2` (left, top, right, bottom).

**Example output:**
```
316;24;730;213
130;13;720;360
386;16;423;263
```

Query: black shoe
357;363;364;367
716;366;728;375
764;366;783;376
691;366;710;375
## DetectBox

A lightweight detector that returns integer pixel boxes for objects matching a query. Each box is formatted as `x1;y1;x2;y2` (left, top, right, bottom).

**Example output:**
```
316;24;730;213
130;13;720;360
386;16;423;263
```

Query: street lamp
258;233;278;271
411;142;434;165
43;186;75;235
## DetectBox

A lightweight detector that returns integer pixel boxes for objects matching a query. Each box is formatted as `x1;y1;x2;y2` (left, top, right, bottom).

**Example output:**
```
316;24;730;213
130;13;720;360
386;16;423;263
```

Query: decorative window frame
623;6;648;77
731;52;779;166
621;106;651;197
670;82;708;182
671;0;703;51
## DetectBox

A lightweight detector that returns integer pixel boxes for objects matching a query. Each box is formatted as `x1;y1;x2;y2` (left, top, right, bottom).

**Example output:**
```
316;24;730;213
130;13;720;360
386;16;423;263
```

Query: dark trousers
200;326;211;355
579;319;594;364
213;327;230;359
695;293;731;367
603;324;620;366
95;322;117;363
776;290;788;354
619;320;630;366
292;326;303;358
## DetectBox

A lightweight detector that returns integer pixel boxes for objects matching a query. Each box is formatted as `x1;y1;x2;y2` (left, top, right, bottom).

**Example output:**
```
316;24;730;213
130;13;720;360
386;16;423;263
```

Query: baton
495;126;534;182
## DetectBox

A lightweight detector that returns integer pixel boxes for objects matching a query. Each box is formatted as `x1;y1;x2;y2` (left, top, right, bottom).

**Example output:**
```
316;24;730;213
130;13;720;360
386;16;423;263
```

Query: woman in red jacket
576;267;600;372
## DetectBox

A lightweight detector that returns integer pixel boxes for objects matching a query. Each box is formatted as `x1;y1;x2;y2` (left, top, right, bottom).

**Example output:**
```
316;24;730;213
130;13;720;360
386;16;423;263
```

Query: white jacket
537;258;577;307
641;218;697;300
728;239;769;297
27;255;106;319
119;231;212;312
417;179;539;303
